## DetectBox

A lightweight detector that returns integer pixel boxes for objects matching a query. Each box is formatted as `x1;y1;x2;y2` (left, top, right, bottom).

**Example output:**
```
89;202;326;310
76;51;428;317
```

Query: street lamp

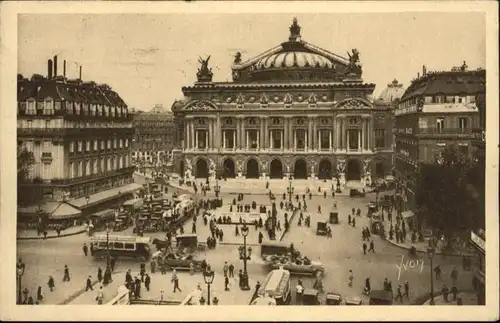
203;269;215;305
287;179;294;204
106;225;112;268
239;223;251;291
16;259;25;304
427;247;435;305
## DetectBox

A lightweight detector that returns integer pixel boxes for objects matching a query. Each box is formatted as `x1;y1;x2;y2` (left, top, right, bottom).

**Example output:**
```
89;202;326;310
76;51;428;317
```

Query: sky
18;13;485;111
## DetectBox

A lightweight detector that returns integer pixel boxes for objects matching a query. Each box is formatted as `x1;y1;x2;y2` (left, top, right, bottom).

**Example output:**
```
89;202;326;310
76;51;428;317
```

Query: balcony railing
417;128;473;135
18;127;134;137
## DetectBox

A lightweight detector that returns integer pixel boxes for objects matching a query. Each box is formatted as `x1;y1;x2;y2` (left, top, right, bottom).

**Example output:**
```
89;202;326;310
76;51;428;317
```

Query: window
435;95;444;104
69;141;74;153
375;130;386;148
125;139;129;147
90;104;96;116
94;140;98;151
113;242;124;249
225;118;233;125
75;103;81;115
197;131;207;149
124;243;135;250
107;140;111;149
26;100;36;115
86;141;90;151
101;140;105;150
458;117;468;130
119;139;123;148
458;144;469;156
223;130;235;149
43;99;54;115
45;120;51;128
272;118;280;125
78;141;83;152
248;130;258;149
113;139;117;149
27;120;33;128
43;141;51;151
271;130;282;149
445;96;455;103
320;130;330;150
296;129;306;149
418;117;428;129
436;118;445;132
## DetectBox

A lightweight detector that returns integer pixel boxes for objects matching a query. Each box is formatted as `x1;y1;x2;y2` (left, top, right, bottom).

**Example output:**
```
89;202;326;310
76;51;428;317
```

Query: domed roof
378;79;405;102
254;51;334;70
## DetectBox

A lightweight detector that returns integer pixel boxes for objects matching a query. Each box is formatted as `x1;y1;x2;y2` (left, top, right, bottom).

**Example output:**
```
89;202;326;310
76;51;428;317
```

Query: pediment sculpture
338;99;369;110
236;93;245;105
184;101;216;111
308;94;317;105
284;93;293;105
260;93;269;105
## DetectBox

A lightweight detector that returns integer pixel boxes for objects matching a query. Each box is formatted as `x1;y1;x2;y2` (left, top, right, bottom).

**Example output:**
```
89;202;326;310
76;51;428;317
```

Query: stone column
222;131;226;149
216;115;221;149
289;117;293;150
241;118;246;150
329;130;332;151
307;118;312;152
334;117;339;150
361;118;366;151
259;118;264;149
208;118;213;150
263;117;268;149
257;131;260;150
318;129;322;150
185;121;190;150
246;131;249;150
283;117;289;150
313;117;318;151
358;129;361;152
346;128;350;151
189;120;194;149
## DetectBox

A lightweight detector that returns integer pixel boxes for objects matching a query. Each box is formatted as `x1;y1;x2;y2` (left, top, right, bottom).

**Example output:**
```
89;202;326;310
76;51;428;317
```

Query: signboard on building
470;231;485;253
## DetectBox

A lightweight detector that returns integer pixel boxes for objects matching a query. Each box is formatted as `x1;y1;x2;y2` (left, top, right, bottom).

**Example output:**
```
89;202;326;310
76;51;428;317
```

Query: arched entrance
246;159;260;179
346;159;362;181
179;160;185;177
375;162;385;178
318;159;333;180
294;159;308;179
223;158;236;178
195;159;209;178
269;159;283;179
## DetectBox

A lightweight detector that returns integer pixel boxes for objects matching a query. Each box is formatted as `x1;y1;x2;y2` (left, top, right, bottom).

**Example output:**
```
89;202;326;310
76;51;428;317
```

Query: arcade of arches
246;159;260;179
269;159;283;179
223;158;236;178
318;159;333;180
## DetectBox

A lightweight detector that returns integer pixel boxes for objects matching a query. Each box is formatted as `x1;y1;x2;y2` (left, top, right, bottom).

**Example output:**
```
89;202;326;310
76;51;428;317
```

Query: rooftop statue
196;55;213;82
289;17;301;41
234;52;242;64
346;49;362;75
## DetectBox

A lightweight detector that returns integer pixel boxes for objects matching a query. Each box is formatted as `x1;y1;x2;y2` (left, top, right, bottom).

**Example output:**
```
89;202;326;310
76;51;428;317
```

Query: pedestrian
192;221;196;234
368;240;375;253
451;284;458;301
348;214;351;224
86;275;93;291
97;268;103;283
47;276;55;291
171;269;182;293
235;225;239;236
224;275;230;291
434;265;442;280
352;218;356;228
229;263;235;278
383;277;389;291
144;274;151;291
96;286;104;304
295;280;304;303
22;288;29;303
323;191;327;199
125;269;133;285
134;277;141;299
223;262;229;277
364;278;371;294
140;262;146;282
37;286;44;303
43;231;48;239
238;270;243;288
110;257;116;272
348;270;354;287
395;284;403;303
362;242;367;255
442;284;449;302
404;280;410;300
83;243;88;256
63;265;70;282
151;259;156;274
90;243;94;255
450;267;458;284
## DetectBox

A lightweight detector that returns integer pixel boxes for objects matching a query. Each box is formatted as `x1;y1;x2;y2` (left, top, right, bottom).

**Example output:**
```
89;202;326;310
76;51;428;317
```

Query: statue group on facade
196;55;213;82
346;48;362;75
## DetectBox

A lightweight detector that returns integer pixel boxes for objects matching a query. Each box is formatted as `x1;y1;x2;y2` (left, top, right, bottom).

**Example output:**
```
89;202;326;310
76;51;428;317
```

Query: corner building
172;19;393;185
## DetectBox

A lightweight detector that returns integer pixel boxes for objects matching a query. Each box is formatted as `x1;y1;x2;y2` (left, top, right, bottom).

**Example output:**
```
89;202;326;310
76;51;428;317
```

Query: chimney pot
63;60;66;78
48;59;53;79
53;55;58;77
79;66;82;80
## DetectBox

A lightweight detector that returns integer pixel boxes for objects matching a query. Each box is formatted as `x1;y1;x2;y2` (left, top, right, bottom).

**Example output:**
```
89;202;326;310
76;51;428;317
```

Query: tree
17;146;35;206
415;144;483;245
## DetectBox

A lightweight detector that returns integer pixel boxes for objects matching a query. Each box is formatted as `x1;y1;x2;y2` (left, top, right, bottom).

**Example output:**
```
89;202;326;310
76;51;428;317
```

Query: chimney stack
63;60;66;78
417;72;420;78
79;65;82;80
48;59;53;79
422;65;427;76
53;55;58;77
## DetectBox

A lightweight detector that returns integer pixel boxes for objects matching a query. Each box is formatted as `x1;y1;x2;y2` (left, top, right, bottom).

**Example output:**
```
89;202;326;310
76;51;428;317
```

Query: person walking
63;265;70;282
97;268;103;283
134;277;141;299
224;275;230;291
83;243;88;256
110;257;116;272
348;214;351;225
144;274;151;292
37;286;44;303
362;242;367;255
347;270;354;287
96;286;104;305
450;267;458;285
442;284;450;303
368;240;375;253
223;262;229;277
295;280;304;304
228;263;235;278
171;269;182;293
404;280;410;300
352;218;356;228
434;265;442;280
395;284;404;303
86;276;94;291
47;276;55;292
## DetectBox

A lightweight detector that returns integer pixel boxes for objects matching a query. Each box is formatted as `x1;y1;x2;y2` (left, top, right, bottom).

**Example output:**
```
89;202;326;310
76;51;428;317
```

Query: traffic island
17;225;87;240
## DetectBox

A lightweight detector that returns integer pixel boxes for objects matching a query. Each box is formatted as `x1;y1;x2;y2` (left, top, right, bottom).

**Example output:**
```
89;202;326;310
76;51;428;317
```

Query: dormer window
110;106;115;117
26;99;36;115
43;99;54;115
82;103;89;116
65;101;73;115
90;104;97;116
104;106;109;117
75;102;81;115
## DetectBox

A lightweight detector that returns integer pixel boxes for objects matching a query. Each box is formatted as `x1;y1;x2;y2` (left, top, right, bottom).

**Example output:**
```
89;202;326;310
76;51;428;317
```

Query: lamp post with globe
239;223;251;290
427;247;436;305
203;268;215;305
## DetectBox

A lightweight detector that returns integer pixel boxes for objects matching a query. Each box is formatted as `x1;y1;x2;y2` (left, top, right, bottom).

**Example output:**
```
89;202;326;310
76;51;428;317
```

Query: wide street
17;176;472;305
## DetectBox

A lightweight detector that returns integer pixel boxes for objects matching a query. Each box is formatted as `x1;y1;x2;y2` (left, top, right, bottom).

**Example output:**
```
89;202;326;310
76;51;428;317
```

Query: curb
17;229;87;241
413;289;476;305
58;270;124;305
384;237;473;258
279;208;300;242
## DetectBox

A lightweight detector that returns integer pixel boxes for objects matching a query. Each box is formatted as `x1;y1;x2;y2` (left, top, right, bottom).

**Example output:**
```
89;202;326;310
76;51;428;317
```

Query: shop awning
18;202;60;216
50;203;82;219
402;210;415;219
67;183;143;209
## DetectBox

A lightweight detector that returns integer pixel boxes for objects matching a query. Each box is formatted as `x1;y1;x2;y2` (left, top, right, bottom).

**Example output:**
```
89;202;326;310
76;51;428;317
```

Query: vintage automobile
350;189;366;198
369;290;393;305
176;234;206;253
367;201;378;216
268;257;325;276
326;292;342;305
152;251;204;272
344;296;363;305
302;288;320;305
329;210;339;224
316;221;328;236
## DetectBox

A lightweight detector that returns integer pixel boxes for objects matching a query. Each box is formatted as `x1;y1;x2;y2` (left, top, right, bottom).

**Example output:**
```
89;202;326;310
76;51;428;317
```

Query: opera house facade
172;18;394;186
